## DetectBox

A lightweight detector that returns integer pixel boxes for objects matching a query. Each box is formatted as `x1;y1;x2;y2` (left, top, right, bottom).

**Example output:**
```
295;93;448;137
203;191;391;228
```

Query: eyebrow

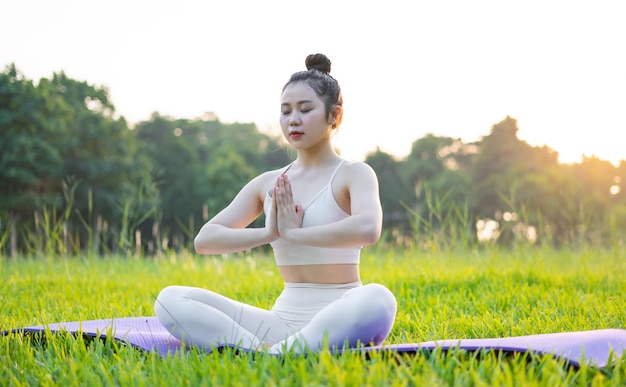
281;99;315;107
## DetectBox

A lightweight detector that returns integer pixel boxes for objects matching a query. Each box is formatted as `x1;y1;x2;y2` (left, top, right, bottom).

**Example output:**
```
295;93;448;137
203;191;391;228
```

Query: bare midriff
278;264;360;284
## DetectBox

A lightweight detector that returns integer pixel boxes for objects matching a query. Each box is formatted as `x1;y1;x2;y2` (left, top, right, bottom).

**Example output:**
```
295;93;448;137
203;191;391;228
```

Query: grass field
1;246;625;386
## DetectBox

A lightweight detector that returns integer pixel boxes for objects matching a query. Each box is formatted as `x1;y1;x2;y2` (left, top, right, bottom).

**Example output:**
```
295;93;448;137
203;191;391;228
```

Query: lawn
2;246;625;386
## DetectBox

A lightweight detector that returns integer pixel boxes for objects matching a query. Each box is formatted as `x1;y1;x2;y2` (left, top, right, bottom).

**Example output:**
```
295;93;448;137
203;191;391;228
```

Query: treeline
1;65;624;257
368;120;625;249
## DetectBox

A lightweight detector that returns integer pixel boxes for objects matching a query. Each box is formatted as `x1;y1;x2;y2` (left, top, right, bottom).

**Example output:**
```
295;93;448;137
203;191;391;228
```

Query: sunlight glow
476;219;500;243
1;1;624;165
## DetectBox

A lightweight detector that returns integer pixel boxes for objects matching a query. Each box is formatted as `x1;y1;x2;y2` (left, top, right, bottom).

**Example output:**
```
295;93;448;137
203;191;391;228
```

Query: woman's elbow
194;223;218;254
194;235;207;254
194;229;215;254
361;223;382;246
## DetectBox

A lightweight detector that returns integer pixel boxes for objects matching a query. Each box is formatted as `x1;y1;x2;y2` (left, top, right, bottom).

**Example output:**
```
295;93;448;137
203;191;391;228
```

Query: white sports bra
263;160;361;266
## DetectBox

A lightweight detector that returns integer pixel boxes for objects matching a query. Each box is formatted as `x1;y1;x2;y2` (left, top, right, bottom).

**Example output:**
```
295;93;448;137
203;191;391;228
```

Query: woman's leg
154;285;293;350
270;283;397;354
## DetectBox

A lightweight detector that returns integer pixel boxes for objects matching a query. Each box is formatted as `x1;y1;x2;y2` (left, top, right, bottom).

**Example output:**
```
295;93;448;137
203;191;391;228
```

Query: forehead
281;82;322;104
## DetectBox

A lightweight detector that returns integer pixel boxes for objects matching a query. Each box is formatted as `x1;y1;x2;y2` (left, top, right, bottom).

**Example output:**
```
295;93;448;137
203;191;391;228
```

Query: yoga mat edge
4;316;625;368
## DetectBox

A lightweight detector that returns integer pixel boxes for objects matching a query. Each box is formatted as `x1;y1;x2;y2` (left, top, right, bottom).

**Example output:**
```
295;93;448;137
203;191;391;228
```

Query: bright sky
2;0;625;165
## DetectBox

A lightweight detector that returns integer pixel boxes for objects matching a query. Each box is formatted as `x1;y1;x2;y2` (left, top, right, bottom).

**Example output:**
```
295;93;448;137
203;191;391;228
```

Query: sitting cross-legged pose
154;53;397;354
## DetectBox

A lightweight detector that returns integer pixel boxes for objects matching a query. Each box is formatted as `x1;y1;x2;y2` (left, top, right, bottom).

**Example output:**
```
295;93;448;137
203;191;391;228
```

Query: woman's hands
268;174;304;240
196;161;380;254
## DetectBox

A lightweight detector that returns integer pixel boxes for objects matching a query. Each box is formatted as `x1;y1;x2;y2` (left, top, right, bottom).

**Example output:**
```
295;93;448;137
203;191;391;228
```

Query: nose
288;112;301;126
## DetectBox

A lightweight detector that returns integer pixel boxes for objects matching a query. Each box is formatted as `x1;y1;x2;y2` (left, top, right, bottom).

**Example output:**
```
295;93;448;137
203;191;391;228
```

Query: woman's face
279;82;334;150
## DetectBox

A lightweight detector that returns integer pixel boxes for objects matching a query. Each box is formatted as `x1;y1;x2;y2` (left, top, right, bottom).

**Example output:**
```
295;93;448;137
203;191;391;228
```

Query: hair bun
305;53;331;74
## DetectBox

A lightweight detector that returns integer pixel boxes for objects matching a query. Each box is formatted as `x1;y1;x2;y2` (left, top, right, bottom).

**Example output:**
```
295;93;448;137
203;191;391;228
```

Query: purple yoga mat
11;317;626;368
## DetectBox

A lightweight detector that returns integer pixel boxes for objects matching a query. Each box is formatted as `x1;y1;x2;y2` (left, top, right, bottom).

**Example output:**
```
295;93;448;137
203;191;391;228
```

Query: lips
289;131;304;139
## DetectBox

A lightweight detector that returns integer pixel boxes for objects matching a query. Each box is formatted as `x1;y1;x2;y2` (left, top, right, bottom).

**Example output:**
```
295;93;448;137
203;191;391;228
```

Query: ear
329;105;343;128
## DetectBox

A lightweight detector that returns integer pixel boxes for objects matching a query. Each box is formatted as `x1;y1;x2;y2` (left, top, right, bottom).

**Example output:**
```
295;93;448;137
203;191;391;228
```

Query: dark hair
283;54;343;122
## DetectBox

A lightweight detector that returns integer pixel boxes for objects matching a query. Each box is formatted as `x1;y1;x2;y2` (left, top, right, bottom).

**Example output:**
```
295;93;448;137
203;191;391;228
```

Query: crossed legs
154;283;397;353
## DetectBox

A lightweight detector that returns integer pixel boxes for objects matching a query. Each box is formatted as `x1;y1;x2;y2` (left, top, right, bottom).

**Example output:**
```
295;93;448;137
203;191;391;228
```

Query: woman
154;54;397;354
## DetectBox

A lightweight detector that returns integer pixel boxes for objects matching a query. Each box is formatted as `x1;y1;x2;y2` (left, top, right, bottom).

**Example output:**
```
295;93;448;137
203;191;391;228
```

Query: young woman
154;54;397;354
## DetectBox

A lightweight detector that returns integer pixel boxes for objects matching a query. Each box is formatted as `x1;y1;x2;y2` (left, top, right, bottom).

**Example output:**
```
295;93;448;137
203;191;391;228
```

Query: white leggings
154;282;397;354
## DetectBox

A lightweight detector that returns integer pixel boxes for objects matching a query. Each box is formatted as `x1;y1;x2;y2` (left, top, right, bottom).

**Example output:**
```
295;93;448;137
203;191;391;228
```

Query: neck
295;142;341;168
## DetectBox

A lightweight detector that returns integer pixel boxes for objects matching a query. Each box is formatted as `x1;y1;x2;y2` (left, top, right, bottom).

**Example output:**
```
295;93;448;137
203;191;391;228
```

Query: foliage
1;66;625;256
49;72;158;254
134;114;290;250
0;66;290;256
364;149;414;233
0;65;158;257
367;116;624;249
0;65;69;231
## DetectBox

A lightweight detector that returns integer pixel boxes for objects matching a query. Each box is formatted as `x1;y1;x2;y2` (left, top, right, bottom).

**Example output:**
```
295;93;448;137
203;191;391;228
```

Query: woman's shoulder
335;159;378;187
340;159;377;176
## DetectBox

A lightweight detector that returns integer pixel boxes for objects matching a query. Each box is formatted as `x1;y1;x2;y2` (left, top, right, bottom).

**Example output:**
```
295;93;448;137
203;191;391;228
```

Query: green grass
1;246;625;386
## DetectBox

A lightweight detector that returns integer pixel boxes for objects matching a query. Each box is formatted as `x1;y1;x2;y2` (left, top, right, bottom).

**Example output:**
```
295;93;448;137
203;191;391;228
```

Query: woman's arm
275;162;382;248
194;173;278;255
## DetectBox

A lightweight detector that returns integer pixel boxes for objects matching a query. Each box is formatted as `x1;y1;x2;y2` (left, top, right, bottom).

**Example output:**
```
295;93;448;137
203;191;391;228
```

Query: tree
565;156;618;245
205;145;256;220
135;114;289;251
0;67;158;256
48;72;157;254
0;65;71;256
471;116;571;246
365;148;413;236
400;134;475;245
